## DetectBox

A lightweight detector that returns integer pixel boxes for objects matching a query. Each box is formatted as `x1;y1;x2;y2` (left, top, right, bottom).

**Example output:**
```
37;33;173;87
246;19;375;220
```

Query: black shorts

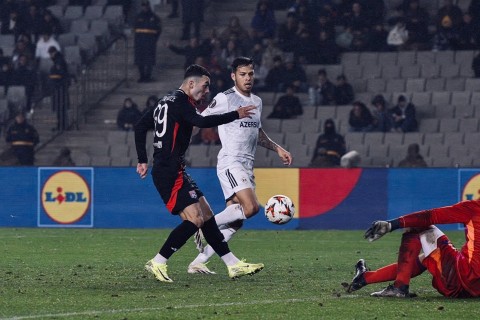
152;169;204;214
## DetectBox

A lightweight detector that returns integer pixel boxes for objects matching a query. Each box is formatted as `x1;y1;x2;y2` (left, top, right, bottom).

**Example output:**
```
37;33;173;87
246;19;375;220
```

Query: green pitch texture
1;229;479;319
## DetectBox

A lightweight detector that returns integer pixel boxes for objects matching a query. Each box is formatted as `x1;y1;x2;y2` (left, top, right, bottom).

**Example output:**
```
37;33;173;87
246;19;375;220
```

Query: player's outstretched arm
258;128;293;166
364;220;400;242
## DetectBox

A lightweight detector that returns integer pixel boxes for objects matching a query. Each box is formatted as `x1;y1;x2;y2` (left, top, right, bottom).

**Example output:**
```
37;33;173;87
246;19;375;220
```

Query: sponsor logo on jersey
208;99;216;108
239;121;259;128
189;190;197;199
38;169;93;227
462;173;480;200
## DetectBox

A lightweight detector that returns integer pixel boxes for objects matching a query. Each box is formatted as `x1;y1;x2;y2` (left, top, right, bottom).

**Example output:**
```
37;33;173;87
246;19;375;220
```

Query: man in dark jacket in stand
134;1;161;82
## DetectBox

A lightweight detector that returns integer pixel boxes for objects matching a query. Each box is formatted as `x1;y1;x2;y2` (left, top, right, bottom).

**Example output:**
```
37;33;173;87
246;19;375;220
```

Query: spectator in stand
261;37;283;70
200;127;220;145
12;40;34;69
314;13;336;39
402;0;430;50
248;42;264;68
48;46;70;131
208;64;230;96
180;0;204;40
220;39;243;70
23;4;44;43
267;85;303;119
310;119;346;167
391;95;418;132
336;26;354;52
342;2;372;30
5;111;39;166
473;52;480;78
398;143;427;167
134;1;162;83
350;26;370;51
293;27;317;64
167;36;210;69
219;16;250;49
308;69;335;106
387;19;409;50
313;30;339;64
348;101;374;132
1;10;25;39
458;13;478;50
35;29;60;75
41;10;63;37
368;23;389;51
52;147;76;167
436;0;463;30
371;94;393;132
283;57;308;93
277;12;298;53
117;97;142;131
12;54;36;112
251;0;277;40
142;95;158;114
433;0;463;51
293;2;318;28
334;75;354;106
264;55;286;92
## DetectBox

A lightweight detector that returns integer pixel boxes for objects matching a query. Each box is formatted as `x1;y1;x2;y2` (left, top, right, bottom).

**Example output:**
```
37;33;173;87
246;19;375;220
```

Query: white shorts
419;225;445;257
217;163;255;201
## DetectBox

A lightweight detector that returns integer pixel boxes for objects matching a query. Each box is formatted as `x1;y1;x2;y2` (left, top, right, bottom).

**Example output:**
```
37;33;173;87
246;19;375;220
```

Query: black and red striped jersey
135;89;239;170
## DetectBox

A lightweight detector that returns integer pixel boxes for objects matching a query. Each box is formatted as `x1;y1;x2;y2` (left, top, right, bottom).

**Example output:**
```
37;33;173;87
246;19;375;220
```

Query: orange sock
364;263;397;284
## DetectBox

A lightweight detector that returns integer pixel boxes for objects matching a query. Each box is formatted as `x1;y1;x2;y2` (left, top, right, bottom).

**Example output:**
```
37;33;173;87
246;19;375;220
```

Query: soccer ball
264;195;295;225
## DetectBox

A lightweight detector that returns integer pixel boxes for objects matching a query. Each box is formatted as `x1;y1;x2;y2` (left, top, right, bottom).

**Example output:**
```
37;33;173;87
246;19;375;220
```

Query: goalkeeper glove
364;220;391;242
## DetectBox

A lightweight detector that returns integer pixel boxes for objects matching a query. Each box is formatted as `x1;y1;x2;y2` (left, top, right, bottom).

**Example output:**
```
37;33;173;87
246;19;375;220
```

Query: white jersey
202;87;262;171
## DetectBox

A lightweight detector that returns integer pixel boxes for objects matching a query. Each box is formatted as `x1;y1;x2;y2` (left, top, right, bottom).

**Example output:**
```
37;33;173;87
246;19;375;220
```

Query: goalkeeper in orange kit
347;200;480;298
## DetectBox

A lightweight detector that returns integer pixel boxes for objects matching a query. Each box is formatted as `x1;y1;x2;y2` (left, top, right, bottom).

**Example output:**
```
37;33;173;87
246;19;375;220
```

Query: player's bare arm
258;128;293;165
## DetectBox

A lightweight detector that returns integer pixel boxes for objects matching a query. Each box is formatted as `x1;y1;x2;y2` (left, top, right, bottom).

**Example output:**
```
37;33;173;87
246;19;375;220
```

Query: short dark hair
231;57;254;72
184;64;211;79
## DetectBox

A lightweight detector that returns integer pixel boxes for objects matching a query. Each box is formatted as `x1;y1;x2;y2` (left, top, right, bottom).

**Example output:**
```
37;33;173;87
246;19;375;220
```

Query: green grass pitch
1;228;480;319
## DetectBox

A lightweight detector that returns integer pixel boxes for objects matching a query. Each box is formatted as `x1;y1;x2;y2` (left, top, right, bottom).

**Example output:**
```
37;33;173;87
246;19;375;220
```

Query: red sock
364;263;397;284
393;232;423;288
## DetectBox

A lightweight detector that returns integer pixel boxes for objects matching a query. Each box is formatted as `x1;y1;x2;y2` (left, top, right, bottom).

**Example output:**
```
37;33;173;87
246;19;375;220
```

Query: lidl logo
38;168;93;227
462;172;480;201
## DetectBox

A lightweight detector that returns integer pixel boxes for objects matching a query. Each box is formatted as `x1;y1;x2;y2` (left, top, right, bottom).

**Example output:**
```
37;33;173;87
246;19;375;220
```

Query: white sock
215;204;246;226
153;253;168;264
190;227;237;265
220;252;240;266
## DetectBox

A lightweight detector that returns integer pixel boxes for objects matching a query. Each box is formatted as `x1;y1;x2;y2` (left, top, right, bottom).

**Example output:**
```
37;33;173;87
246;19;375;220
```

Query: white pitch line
0;297;322;320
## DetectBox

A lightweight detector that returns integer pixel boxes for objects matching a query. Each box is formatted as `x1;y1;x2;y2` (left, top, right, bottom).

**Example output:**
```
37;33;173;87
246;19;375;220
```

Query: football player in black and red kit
135;64;264;282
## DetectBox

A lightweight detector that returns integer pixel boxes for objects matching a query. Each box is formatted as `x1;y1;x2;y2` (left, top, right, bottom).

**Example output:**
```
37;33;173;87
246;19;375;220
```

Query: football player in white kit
188;57;292;274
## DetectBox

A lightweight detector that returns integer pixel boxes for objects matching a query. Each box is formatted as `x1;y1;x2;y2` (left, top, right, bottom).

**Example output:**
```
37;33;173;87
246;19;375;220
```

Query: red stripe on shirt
166;171;183;212
171;122;179;152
